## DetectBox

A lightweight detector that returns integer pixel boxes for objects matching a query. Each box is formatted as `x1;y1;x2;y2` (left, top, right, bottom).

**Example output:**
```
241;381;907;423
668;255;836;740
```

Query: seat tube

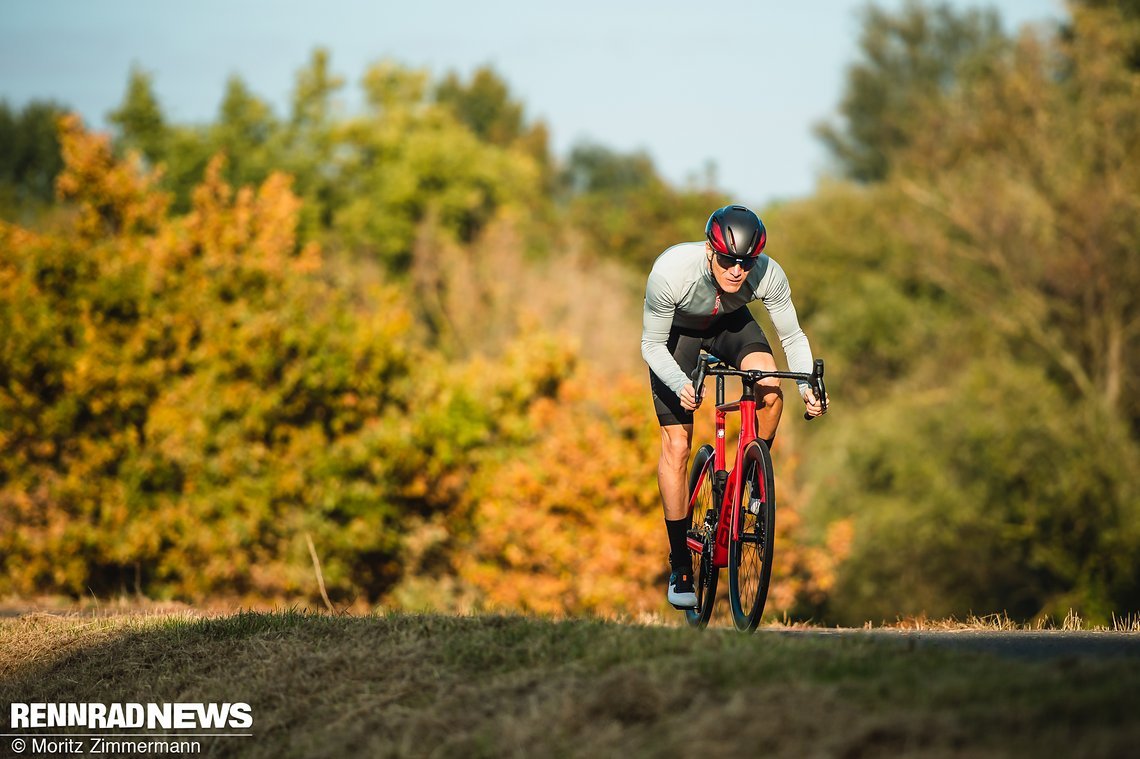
715;407;727;468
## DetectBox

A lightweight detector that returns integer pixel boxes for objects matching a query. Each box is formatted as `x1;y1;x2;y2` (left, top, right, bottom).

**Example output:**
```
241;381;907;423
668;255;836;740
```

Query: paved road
769;627;1140;660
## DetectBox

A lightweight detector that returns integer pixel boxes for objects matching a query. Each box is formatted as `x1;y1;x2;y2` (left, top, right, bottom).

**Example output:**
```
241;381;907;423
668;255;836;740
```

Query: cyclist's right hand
680;383;703;412
803;386;828;418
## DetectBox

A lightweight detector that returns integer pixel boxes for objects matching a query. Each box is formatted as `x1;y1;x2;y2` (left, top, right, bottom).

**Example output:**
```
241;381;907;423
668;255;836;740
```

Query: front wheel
684;444;719;629
728;439;776;632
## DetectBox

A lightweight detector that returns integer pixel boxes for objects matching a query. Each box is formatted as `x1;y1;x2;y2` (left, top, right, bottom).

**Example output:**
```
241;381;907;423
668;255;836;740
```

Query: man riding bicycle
642;204;826;610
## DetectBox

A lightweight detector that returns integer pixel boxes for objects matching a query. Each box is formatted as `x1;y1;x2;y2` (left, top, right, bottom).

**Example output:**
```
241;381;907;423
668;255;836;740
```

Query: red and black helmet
705;205;767;258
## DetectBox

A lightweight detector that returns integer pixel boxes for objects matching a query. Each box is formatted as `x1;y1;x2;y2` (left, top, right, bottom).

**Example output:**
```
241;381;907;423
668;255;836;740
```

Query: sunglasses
715;252;759;271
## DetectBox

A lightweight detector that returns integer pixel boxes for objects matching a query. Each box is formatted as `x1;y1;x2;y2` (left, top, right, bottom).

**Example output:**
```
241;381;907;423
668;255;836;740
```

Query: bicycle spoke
728;441;775;632
685;445;719;629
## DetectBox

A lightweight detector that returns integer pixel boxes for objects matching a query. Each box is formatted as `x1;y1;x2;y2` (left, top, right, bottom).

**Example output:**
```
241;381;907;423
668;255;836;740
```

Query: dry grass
873;610;1140;633
2;610;1139;758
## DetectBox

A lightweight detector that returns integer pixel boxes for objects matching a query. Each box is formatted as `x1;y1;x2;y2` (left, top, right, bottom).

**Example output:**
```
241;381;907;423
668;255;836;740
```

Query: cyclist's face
708;244;750;293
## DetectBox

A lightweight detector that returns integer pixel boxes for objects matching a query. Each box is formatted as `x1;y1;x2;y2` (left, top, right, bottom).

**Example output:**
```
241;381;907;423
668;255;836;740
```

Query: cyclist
642;204;826;610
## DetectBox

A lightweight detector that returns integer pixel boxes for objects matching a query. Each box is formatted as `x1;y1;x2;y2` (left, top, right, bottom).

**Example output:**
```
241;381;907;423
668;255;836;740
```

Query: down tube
714;459;736;567
733;399;758;544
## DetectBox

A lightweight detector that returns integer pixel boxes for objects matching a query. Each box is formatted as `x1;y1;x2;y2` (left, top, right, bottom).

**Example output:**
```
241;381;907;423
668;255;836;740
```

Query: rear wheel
684;444;719;629
728;439;775;632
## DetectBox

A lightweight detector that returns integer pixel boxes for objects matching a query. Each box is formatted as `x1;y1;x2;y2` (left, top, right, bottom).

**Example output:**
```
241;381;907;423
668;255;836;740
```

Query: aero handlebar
693;356;828;421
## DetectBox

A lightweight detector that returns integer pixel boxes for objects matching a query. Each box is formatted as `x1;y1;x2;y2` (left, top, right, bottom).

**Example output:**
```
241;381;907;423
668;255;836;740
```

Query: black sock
666;518;692;573
762;436;775;452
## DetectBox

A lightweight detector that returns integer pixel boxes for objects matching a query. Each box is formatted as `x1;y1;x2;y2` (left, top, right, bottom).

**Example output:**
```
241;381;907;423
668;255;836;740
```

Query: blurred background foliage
1;0;1137;625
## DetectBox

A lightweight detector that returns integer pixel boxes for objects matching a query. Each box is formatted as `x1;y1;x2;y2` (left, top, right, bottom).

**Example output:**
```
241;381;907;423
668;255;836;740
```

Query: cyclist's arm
641;272;690;397
758;258;814;398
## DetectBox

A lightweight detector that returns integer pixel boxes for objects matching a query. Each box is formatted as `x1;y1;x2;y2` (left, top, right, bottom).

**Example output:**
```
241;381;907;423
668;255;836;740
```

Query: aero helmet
705;205;767;258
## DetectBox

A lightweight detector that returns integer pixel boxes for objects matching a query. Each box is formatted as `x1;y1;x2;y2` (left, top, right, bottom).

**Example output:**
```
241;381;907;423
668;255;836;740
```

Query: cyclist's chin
720;278;745;293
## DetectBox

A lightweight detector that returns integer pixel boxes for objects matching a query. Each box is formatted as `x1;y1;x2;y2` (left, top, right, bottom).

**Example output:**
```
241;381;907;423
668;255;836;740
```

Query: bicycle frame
685;356;826;568
686;372;761;568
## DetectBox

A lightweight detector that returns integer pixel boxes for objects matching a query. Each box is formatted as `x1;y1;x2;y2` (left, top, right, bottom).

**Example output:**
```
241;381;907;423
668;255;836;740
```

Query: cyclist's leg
661;420;699;609
658;423;694;521
649;328;701;520
649;329;702;585
740;351;782;445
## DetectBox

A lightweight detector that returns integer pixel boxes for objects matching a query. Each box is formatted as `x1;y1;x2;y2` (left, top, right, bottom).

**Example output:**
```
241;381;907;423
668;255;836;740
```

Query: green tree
107;67;215;213
562;142;658;195
788;1;1140;625
893;3;1140;430
210;75;281;190
810;360;1139;625
435;65;553;187
0;100;68;221
331;60;542;271
435;65;525;147
280;48;345;237
560;141;725;268
816;0;1008;182
107;66;169;166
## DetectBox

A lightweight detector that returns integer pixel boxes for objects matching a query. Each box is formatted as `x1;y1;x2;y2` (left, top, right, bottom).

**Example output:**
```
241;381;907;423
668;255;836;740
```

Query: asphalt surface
770;627;1140;660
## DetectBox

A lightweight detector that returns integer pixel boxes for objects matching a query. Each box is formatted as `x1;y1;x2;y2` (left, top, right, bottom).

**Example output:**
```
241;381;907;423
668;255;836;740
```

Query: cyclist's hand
803;387;828;417
679;383;702;412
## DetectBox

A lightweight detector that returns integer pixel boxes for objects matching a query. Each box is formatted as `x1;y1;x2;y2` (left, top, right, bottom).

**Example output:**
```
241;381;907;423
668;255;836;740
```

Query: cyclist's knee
660;427;692;466
758;378;783;405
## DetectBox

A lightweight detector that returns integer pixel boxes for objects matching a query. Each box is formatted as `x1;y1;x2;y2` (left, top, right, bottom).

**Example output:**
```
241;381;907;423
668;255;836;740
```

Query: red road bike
685;354;827;632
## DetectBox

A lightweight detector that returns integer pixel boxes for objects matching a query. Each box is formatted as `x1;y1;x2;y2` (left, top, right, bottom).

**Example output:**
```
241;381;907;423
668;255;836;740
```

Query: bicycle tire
728;439;775;632
684;444;719;629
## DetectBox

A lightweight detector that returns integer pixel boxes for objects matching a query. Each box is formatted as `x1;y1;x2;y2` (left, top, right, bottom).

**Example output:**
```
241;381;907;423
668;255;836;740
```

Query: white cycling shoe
668;569;698;609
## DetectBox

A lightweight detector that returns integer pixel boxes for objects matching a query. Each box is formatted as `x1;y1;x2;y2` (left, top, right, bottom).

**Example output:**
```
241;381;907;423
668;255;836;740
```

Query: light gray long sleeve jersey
641;241;814;397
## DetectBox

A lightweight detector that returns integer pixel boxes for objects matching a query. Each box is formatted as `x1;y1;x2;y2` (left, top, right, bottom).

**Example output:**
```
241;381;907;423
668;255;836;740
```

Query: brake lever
804;358;826;421
693;359;708;406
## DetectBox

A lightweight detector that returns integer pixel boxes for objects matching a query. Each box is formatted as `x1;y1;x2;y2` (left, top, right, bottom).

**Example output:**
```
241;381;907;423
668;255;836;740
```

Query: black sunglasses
715;252;758;271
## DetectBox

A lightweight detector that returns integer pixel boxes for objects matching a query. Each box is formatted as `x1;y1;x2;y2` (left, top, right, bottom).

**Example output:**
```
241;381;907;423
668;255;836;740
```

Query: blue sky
2;0;1063;207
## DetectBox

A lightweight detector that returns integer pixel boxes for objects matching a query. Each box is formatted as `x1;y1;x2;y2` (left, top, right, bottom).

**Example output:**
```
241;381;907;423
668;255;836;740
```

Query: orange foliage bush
1;117;416;601
457;370;665;616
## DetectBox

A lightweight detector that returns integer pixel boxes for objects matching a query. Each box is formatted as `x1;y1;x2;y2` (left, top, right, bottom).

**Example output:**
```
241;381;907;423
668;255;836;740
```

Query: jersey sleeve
641;270;690;396
758;258;814;396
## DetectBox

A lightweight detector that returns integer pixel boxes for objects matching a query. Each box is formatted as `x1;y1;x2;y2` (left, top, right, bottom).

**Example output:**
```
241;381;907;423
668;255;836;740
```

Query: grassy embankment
2;610;1139;757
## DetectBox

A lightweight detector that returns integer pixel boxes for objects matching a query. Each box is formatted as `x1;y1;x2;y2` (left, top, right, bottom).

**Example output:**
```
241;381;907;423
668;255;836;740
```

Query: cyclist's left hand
803;387;828;417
